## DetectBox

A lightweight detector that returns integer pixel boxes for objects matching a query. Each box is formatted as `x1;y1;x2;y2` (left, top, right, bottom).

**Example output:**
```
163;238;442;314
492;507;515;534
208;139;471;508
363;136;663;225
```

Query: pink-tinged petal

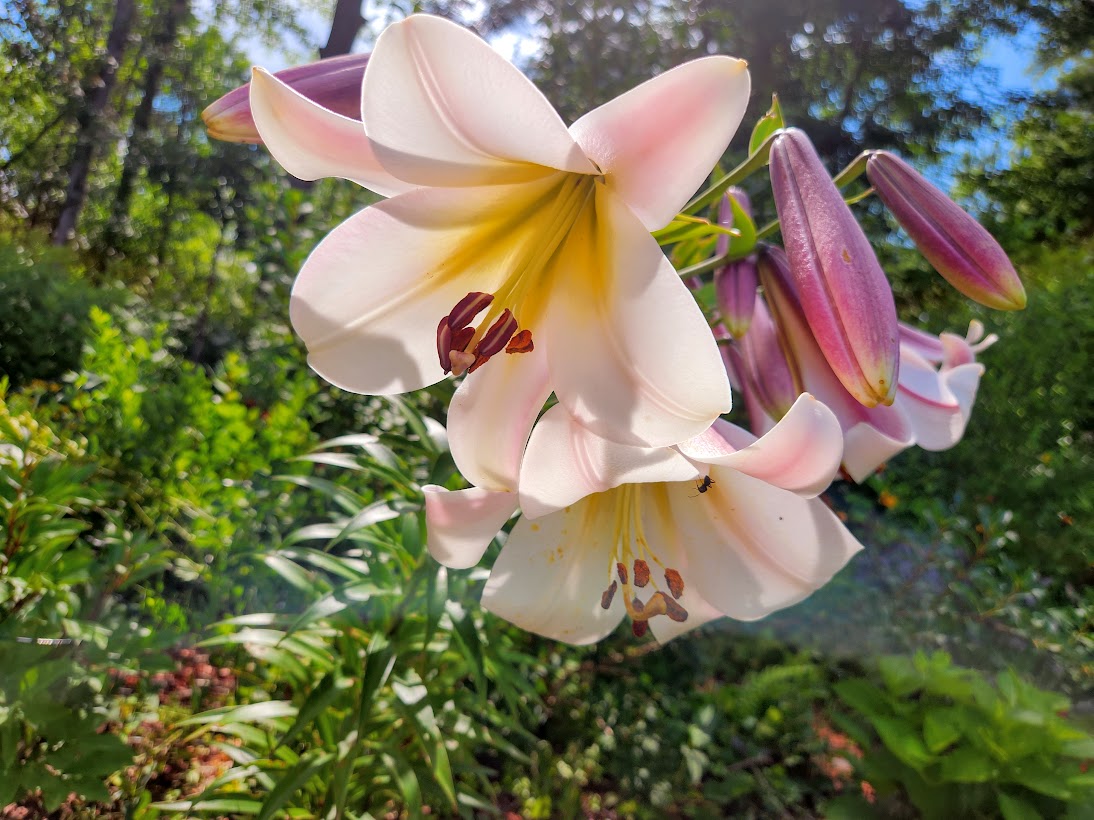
519;405;699;520
362;14;593;186
546;186;732;448
570;56;750;231
898;321;946;363
678;394;843;498
248;68;414;197
939;330;976;367
481;497;626;645
423;485;517;570
205;53;369;144
769;134;899;406
842;420;913;482
867;151;1026;310
448;343;551;492
896;357;983;452
290;181;554;395
665;473;863;620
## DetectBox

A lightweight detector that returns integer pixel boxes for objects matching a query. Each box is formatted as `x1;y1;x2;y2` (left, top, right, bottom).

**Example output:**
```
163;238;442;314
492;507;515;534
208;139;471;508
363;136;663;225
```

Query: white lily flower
424;395;862;645
248;14;749;452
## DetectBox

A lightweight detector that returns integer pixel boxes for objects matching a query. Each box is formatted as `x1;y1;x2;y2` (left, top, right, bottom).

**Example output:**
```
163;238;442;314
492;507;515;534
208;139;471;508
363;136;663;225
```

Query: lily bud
729;297;799;422
203;53;369;144
713;188;758;339
770;128;898;407
866;151;1026;310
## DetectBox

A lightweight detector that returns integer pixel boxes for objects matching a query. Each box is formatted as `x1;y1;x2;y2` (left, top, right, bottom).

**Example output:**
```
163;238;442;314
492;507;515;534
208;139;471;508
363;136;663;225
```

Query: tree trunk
50;0;138;245
319;0;365;59
105;0;189;253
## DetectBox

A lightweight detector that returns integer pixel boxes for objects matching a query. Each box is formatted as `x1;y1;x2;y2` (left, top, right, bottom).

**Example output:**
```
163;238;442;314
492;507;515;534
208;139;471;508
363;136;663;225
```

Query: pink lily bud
729;297;800;423
866;151;1026;310
770;128;899;407
203;53;369;144
713;188;758;339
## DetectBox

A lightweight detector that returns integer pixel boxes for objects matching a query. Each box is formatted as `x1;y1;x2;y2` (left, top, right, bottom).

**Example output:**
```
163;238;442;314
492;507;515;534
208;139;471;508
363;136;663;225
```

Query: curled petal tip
866;151;1026;311
204;54;370;144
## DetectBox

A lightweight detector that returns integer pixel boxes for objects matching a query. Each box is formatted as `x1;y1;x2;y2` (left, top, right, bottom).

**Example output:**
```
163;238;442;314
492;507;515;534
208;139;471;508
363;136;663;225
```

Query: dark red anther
662;595;688;622
446;292;494;329
664;568;684;600
600;580;618;610
631;620;650;638
474;309;518;358
616;562;628;585
436;317;453;372
506;328;534;354
451;326;475;354
633;559;650;588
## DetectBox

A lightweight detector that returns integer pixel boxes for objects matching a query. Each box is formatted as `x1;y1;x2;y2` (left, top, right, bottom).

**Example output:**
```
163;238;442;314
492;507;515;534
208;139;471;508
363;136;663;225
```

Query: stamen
449;350;476;376
436;317;453;372
506;329;534;354
447;292;494;329
600;580;618;610
466;354;491;374
633;559;650;588
616;562;628;585
660;594;688;623
632;620;649;638
451;326;475;352
475;309;519;358
664;568;684;600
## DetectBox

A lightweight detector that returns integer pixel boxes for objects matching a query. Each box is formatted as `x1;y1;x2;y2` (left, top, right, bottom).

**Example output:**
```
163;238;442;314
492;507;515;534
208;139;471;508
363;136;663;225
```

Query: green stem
677;251;732;280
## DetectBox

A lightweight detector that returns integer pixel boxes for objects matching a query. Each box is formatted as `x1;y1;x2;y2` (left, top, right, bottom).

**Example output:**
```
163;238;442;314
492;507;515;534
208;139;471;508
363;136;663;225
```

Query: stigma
436;292;535;377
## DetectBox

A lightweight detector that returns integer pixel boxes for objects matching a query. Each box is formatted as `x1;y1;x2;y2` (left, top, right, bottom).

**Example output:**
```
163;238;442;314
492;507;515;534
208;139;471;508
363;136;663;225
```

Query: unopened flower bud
770;128;898;407
729;294;800;422
714;188;758;339
203;53;369;144
866;151;1026;310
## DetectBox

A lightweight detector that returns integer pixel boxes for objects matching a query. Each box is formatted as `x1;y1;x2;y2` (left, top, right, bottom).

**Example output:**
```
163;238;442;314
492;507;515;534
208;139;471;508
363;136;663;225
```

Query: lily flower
713;188;759;339
756;245;991;480
425;395;862;645
248;14;749;448
202;53;369;144
770;129;899;407
866;151;1026;310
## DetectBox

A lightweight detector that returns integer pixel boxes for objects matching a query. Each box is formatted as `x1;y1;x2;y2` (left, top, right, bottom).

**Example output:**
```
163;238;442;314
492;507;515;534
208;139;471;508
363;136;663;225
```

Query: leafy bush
0;234;107;388
831;651;1094;819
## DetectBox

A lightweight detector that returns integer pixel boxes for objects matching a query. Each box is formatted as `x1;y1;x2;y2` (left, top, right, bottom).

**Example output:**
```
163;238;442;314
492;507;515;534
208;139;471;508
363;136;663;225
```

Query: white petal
249;68;415;197
448;342;551;492
896;361;983;452
677;394;843;497
423;486;517;570
519;405;698;520
570;56;750;230
290;181;552;395
666;472;863;620
481;497;625;645
362;14;593;186
546;186;732;448
842;415;914;482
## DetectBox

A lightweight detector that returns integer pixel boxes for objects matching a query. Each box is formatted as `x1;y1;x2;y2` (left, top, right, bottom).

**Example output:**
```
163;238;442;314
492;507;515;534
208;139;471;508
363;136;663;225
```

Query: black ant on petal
691;475;715;497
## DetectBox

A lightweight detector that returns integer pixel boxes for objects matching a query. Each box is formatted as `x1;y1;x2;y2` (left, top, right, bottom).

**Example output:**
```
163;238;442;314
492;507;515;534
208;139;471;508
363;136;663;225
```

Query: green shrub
0;234;108;388
830;651;1094;819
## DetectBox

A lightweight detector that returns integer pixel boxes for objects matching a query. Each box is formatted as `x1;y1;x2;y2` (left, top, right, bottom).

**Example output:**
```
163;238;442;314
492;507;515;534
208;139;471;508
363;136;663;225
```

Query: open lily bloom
754;246;991;481
424;395;862;645
249;14;749;448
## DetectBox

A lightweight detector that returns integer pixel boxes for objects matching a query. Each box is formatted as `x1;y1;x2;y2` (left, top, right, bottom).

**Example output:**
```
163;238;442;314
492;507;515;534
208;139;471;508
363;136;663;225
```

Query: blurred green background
0;0;1090;816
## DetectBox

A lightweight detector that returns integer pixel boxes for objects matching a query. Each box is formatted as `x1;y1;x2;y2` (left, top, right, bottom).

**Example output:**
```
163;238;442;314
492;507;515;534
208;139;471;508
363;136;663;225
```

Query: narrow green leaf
257;750;334;820
748;94;784;156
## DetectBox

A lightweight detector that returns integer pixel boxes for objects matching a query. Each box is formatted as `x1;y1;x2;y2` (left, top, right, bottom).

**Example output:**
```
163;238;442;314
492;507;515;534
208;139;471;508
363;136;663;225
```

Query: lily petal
481;498;626;645
667;472;863;620
546;186;732;447
290;180;553;395
842;419;913;482
362;14;593;186
677;394;843;498
423;485;517;570
519;405;699;520
448;342;552;492
570;56;750;230
248;68;414;196
896;356;983;452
